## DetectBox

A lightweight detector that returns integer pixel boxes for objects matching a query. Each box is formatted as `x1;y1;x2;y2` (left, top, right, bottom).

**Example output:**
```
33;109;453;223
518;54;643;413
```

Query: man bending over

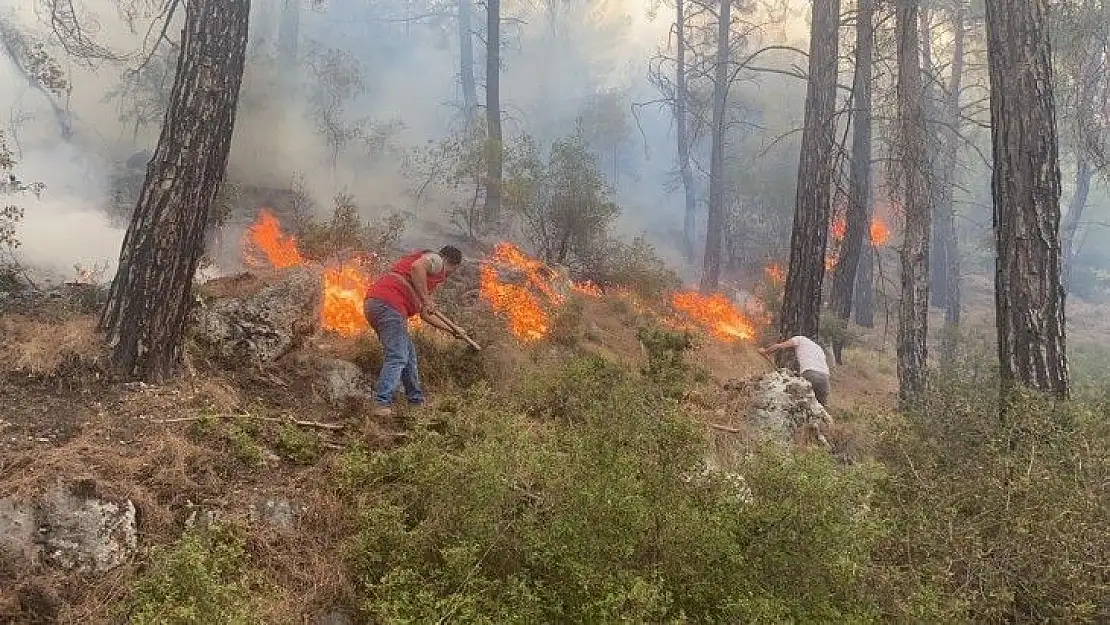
364;246;463;416
758;335;831;408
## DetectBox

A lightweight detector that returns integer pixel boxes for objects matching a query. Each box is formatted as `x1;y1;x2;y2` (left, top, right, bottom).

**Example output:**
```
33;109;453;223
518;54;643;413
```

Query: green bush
582;236;681;300
337;361;885;623
636;325;696;398
870;378;1110;622
125;524;261;625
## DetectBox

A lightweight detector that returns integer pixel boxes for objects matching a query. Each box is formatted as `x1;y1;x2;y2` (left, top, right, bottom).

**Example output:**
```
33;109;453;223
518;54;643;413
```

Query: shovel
432;311;482;351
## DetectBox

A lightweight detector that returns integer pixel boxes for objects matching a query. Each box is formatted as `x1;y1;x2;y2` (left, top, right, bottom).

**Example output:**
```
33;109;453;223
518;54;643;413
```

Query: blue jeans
365;299;424;407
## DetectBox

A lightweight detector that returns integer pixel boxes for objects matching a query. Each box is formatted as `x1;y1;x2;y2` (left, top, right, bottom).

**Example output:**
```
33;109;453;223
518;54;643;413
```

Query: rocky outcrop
0;481;138;574
193;268;320;364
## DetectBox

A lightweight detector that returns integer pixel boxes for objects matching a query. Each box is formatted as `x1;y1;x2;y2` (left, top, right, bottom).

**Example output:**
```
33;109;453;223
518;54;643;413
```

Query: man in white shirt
758;335;831;407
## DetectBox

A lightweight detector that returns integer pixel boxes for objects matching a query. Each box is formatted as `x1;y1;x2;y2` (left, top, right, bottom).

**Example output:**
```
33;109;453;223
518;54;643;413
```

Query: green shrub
870;378;1110;622
583;236;681;300
338;365;886;623
125;524;261;625
273;422;321;465
636;325;696;398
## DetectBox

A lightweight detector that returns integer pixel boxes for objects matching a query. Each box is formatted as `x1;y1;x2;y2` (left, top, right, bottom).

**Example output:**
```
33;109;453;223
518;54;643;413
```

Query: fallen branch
148;413;344;431
708;422;744;434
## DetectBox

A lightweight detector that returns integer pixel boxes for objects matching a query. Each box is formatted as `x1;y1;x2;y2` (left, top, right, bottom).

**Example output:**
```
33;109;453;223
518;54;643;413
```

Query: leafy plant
125;524;261;625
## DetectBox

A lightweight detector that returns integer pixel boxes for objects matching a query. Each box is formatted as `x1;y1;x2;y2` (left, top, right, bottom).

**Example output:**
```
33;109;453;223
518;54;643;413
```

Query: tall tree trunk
700;0;731;292
896;0;932;406
1061;156;1092;291
779;0;840;338
830;0;874;323
936;2;965;360
483;0;503;228
854;245;875;327
921;2;946;309
278;0;300;72
458;0;478;121
99;0;250;382
985;0;1069;398
676;0;697;261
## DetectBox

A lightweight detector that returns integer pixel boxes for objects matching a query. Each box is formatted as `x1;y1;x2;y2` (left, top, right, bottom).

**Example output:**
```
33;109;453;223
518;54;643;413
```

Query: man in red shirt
364;246;463;416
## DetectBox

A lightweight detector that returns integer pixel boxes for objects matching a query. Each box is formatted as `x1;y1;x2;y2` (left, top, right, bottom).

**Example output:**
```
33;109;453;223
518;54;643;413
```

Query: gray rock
1;483;138;574
0;498;37;563
249;498;305;531
318;357;365;404
194;267;320;364
748;369;833;446
38;484;138;573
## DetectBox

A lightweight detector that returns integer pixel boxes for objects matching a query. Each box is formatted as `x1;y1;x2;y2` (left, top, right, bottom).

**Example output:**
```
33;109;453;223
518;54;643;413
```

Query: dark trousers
802;370;830;407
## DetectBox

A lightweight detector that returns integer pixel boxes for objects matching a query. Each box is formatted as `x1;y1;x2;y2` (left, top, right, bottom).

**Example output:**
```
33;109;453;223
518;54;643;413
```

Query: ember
670;291;755;342
870;217;891;246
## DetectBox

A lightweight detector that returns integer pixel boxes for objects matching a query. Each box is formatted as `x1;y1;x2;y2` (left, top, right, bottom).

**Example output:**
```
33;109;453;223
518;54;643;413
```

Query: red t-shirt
366;250;447;317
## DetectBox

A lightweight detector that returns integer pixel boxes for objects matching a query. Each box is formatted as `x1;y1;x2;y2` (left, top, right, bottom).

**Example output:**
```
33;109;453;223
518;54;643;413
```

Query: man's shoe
371;405;393;417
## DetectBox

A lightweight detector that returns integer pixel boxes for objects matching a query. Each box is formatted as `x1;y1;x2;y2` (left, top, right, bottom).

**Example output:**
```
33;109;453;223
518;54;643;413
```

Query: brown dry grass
0;314;104;376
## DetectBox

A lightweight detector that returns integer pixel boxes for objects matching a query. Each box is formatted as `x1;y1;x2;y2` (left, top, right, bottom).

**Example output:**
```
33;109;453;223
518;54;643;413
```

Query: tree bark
99;0;250;382
1061;156;1092;291
896;0;932;406
483;0;503;227
936;2;965;355
985;0;1069;398
854;246;875;327
458;0;478;121
779;0;840;338
829;0;874;323
699;0;731;292
676;0;697;262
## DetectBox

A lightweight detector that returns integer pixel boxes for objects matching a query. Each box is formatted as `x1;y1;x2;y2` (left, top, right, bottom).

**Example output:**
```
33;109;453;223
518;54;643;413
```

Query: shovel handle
432;311;482;351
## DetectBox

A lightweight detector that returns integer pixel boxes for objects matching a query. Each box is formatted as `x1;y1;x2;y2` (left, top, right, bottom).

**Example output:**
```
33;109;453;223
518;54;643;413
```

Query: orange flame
321;264;371;337
243;209;304;269
830;216;847;241
480;263;549;340
870;218;891;246
572;280;602;297
671;291;755;342
765;264;784;286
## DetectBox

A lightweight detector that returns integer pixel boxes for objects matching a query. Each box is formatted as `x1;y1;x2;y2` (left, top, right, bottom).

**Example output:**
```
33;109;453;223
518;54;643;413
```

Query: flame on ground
572;280;602;297
480;263;549;341
243;209;304;269
321;264;371;337
671;291;755;342
765;264;784;286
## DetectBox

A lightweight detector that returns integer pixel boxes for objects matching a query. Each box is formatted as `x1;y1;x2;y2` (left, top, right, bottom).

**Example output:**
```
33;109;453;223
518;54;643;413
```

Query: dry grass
0;314;104;376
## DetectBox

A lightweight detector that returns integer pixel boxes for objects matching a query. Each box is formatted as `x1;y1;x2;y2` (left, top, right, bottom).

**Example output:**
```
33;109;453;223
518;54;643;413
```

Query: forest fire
670;291;755;342
240;210;375;336
479;242;562;341
765;263;785;286
870;218;891;246
243;209;304;269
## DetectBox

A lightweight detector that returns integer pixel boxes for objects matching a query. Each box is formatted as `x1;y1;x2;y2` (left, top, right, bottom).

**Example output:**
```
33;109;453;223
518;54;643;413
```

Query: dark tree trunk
483;0;503;227
854;245;875;327
1061;155;1092;291
779;0;840;339
676;0;697;261
99;0;250;382
921;2;946;309
829;0;874;323
458;0;478;121
936;2;965;361
278;0;300;71
896;0;932;406
700;0;731;292
985;0;1069;398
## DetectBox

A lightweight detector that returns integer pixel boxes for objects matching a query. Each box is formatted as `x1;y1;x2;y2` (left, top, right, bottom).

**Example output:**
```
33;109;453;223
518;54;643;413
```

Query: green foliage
637;325;696;397
274;423;322;465
583;235;681;300
1;130;43;259
125;524;260;625
870;374;1110;622
337;361;885;623
505;132;620;271
549;296;585;346
297;193;406;262
403;122;488;238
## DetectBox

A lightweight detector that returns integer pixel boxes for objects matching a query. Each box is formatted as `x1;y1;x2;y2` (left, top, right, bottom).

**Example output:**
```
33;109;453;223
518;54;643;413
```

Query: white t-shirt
789;335;829;375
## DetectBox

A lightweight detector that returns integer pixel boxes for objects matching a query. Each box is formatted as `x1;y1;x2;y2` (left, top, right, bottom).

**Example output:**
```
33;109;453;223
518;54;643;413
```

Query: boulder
747;369;833;446
0;482;138;574
317;357;365;404
193;267;320;364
